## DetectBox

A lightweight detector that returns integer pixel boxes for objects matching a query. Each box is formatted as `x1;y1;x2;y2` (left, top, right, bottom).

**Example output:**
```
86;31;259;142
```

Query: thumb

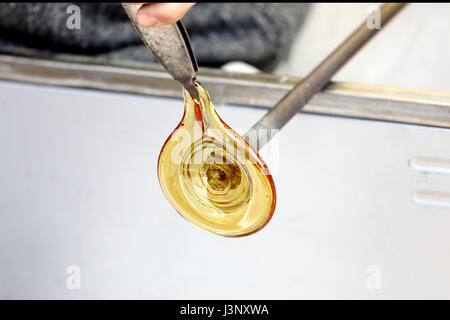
135;3;195;27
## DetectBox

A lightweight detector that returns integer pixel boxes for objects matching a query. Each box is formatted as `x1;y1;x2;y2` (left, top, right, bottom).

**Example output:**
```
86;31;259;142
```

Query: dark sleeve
0;3;310;71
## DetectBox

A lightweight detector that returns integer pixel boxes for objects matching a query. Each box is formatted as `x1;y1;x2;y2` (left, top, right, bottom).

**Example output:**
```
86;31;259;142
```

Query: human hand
133;3;196;27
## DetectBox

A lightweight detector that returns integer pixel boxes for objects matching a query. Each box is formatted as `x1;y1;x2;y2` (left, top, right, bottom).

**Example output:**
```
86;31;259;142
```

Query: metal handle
121;3;198;98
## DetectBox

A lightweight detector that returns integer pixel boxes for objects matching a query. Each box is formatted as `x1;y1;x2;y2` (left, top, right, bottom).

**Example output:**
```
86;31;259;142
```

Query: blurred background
0;3;450;299
275;3;450;92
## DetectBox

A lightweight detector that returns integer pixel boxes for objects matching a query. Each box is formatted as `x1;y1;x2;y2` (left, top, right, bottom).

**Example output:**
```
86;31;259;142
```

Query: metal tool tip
183;80;199;101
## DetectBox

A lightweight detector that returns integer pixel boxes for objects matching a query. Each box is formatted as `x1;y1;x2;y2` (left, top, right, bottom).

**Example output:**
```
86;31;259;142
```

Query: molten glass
157;80;276;237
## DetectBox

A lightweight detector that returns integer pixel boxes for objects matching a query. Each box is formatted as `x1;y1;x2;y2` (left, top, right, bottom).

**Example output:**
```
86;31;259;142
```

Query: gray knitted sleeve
0;3;310;71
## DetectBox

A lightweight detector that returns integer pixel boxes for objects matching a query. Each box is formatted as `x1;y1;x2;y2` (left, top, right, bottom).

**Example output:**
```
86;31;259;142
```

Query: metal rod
2;54;449;130
246;3;407;150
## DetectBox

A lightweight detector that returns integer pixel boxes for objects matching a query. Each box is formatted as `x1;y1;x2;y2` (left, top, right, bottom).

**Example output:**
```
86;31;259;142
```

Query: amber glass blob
157;81;276;237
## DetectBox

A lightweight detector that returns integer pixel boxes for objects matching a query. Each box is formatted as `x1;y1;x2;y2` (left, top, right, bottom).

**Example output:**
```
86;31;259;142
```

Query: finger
136;3;195;27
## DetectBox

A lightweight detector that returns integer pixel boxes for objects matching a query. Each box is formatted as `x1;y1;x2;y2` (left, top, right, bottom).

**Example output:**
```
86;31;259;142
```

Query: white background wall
0;79;450;299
